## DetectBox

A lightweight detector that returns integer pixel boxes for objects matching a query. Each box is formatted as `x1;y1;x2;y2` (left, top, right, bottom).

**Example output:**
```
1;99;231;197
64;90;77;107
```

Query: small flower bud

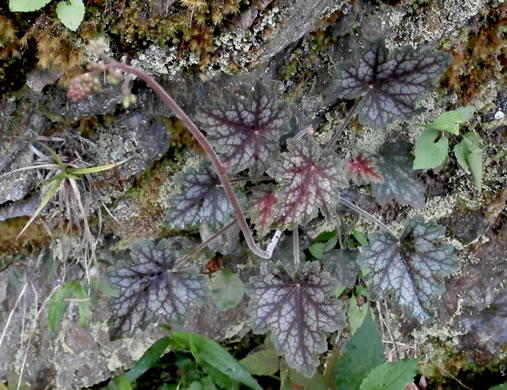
107;70;122;85
88;37;107;55
67;72;101;102
122;93;136;109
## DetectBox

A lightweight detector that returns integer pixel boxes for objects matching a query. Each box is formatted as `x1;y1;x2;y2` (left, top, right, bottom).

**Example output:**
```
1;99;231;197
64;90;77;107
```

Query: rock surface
0;0;505;388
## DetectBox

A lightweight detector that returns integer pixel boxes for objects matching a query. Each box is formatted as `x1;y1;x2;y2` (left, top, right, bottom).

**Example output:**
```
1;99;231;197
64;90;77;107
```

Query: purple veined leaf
335;39;452;128
346;152;384;185
357;217;457;321
247;184;278;238
372;142;425;208
107;239;207;340
268;138;348;230
165;162;233;229
197;81;292;175
247;261;346;377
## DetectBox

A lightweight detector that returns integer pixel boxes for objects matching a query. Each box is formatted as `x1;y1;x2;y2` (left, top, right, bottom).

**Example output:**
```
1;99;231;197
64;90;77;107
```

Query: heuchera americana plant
67;38;456;377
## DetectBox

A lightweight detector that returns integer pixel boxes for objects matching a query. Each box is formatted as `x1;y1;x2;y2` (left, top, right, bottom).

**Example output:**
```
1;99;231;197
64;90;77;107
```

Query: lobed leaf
268;138;348;230
165;163;233;229
335;40;451;128
247;184;278;237
346;152;383;184
247;261;346;377
357;217;457;321
197;82;292;175
107;239;207;339
321;249;360;290
372;142;425;208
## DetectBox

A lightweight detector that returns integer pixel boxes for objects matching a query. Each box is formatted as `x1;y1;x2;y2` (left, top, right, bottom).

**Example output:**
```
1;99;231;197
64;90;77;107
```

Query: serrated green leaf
210;267;245;311
240;349;280;376
72;282;91;328
9;0;52;12
359;359;418;390
56;0;85;31
171;331;262;390
48;281;77;333
335;308;383;390
413;128;449;169
423;106;475;135
347;295;369;335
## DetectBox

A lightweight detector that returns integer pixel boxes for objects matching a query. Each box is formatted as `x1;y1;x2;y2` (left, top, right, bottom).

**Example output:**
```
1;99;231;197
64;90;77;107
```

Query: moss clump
0;217;51;257
441;5;506;105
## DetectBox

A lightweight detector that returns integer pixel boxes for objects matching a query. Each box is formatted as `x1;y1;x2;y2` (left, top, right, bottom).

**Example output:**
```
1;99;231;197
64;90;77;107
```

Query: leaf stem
338;198;397;238
324;100;360;152
175;220;238;266
293;228;300;269
103;61;277;259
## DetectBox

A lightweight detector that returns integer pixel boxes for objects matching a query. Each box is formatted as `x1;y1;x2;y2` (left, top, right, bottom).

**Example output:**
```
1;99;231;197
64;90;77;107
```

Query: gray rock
260;0;349;61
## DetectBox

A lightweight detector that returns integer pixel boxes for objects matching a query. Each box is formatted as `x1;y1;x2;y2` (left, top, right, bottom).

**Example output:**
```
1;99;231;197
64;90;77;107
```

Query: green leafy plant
0;137;127;267
336;309;419;390
413;106;483;190
9;0;85;31
105;328;262;390
61;37;457;380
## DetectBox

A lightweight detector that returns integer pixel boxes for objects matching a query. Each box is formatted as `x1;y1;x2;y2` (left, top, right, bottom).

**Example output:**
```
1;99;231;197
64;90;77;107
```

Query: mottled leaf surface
247;184;278;237
197;82;291;175
107;239;207;339
321;249;360;289
166;163;232;229
372;142;425;208
335;40;451;127
347;152;383;184
247;261;346;377
357;217;457;321
268;138;348;230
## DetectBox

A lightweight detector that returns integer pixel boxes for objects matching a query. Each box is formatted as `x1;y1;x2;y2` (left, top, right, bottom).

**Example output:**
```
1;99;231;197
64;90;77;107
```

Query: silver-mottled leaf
197;82;292;175
357;217;457;321
268;138;348;230
321;249;360;289
247;184;278;237
247;261;346;377
165;163;233;229
372;142;425;208
107;239;207;339
336;40;451;128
